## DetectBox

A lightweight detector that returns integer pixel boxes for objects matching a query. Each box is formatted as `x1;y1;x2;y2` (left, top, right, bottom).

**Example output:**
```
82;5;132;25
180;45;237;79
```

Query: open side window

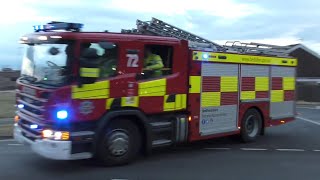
142;44;173;79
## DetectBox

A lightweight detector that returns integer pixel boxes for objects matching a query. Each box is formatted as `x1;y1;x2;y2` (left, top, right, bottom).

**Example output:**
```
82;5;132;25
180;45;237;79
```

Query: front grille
23;104;42;115
16;89;48;141
17;90;46;119
20;96;43;107
18;119;42;141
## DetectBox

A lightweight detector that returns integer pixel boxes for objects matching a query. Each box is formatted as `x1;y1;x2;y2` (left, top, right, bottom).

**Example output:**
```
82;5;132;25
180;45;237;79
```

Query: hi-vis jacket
144;53;164;76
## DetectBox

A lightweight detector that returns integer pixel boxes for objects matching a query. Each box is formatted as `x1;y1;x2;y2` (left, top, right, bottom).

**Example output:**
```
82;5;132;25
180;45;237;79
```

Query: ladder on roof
224;41;292;57
121;17;225;51
120;17;291;57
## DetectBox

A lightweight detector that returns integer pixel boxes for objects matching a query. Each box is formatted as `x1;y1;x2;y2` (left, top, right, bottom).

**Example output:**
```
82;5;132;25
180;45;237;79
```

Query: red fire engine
14;17;297;166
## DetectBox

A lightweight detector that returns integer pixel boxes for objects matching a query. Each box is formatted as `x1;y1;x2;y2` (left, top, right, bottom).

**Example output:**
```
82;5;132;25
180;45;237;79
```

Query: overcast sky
1;0;319;69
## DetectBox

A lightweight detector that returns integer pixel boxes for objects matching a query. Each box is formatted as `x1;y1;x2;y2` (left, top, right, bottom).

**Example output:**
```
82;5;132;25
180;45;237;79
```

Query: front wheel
95;119;141;166
240;108;263;143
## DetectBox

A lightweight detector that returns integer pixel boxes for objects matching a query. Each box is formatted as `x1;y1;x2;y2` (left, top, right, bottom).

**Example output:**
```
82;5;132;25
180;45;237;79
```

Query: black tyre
95;119;141;166
240;108;263;143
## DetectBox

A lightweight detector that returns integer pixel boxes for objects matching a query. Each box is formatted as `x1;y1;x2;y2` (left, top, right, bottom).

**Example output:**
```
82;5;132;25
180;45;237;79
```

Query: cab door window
143;45;173;79
80;42;118;79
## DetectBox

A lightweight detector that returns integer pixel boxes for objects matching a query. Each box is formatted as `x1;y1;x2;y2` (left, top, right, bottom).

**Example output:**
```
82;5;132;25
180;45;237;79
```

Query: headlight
42;129;70;140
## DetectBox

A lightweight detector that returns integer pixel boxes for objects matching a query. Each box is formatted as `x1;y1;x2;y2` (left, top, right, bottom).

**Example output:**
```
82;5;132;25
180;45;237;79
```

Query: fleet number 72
126;54;139;67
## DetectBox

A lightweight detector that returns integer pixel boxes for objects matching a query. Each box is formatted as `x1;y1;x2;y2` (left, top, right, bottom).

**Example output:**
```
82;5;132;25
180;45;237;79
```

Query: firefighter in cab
144;47;164;77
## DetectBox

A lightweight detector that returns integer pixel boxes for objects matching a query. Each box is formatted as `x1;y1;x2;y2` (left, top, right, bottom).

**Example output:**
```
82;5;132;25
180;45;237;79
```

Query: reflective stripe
72;89;109;99
138;79;166;97
139;78;166;88
177;94;187;110
72;81;109;99
255;77;269;91
193;51;297;67
139;87;166;96
283;77;295;90
271;90;284;102
163;94;187;111
189;76;201;93
72;81;109;92
241;91;255;100
163;95;175;111
106;98;114;109
80;68;100;78
220;76;238;92
121;96;139;107
202;92;221;107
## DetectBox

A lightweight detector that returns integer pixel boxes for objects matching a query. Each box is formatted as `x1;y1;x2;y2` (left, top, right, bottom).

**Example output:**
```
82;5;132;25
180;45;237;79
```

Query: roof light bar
33;22;83;32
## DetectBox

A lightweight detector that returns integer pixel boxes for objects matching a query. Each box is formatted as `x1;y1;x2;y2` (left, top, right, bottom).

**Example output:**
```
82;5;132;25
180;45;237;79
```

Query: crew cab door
135;42;189;114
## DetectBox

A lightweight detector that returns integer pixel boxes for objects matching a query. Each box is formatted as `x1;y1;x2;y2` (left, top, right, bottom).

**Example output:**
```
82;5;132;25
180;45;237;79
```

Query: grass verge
0;91;15;118
0;124;13;139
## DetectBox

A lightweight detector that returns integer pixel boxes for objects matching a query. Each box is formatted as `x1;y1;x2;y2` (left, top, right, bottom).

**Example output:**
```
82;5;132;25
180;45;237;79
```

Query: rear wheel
95;119;141;166
240;108;262;142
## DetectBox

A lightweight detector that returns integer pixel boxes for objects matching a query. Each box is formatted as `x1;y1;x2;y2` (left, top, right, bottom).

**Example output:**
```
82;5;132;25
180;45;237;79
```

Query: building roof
285;44;320;59
222;41;320;58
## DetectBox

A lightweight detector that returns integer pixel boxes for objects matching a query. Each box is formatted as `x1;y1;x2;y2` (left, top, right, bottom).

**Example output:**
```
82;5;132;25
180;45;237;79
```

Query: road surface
0;106;320;180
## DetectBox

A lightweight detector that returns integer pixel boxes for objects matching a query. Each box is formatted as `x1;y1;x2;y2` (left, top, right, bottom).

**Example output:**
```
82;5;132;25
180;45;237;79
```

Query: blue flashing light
17;104;24;109
57;110;68;120
33;25;44;31
30;124;38;129
202;53;209;59
33;22;83;32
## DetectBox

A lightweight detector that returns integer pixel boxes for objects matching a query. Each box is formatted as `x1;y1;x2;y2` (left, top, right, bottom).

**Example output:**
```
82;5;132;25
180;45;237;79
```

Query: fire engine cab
14;18;297;166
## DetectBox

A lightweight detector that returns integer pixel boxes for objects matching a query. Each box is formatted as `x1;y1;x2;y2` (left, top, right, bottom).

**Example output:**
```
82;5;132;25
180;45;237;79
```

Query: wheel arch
239;103;267;135
250;106;265;135
93;107;152;155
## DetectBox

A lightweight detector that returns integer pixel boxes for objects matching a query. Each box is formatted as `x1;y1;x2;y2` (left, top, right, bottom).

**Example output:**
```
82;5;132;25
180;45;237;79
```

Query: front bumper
14;124;92;160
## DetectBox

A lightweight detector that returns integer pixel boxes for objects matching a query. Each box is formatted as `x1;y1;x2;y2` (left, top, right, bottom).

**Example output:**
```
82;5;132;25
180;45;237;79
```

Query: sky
1;0;320;69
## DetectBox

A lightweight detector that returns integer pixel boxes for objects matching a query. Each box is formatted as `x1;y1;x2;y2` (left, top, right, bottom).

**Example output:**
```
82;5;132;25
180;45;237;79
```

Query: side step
150;121;173;148
152;139;172;148
150;122;172;132
148;115;188;148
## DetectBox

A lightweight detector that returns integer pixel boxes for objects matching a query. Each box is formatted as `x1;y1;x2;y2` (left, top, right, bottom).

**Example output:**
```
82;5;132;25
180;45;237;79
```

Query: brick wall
290;48;320;102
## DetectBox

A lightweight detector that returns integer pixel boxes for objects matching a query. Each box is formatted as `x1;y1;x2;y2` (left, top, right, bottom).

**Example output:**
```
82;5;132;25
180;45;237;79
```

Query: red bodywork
17;31;295;144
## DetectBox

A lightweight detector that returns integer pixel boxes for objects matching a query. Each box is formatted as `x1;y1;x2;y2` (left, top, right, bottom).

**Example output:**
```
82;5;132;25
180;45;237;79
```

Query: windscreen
20;41;74;86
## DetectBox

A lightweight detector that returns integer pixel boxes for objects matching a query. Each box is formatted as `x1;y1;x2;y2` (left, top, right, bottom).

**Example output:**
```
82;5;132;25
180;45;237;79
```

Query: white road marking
240;148;267;151
204;147;313;152
8;144;22;146
313;150;320;152
296;116;320;126
276;149;305;152
0;139;14;142
203;148;231;150
297;107;318;110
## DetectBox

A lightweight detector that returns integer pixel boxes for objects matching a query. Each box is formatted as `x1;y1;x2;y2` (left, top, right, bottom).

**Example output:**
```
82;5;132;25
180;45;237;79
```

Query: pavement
0;106;320;180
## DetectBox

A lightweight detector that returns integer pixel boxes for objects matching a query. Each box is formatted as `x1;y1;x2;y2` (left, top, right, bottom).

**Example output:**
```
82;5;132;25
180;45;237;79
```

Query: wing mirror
98;42;116;49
